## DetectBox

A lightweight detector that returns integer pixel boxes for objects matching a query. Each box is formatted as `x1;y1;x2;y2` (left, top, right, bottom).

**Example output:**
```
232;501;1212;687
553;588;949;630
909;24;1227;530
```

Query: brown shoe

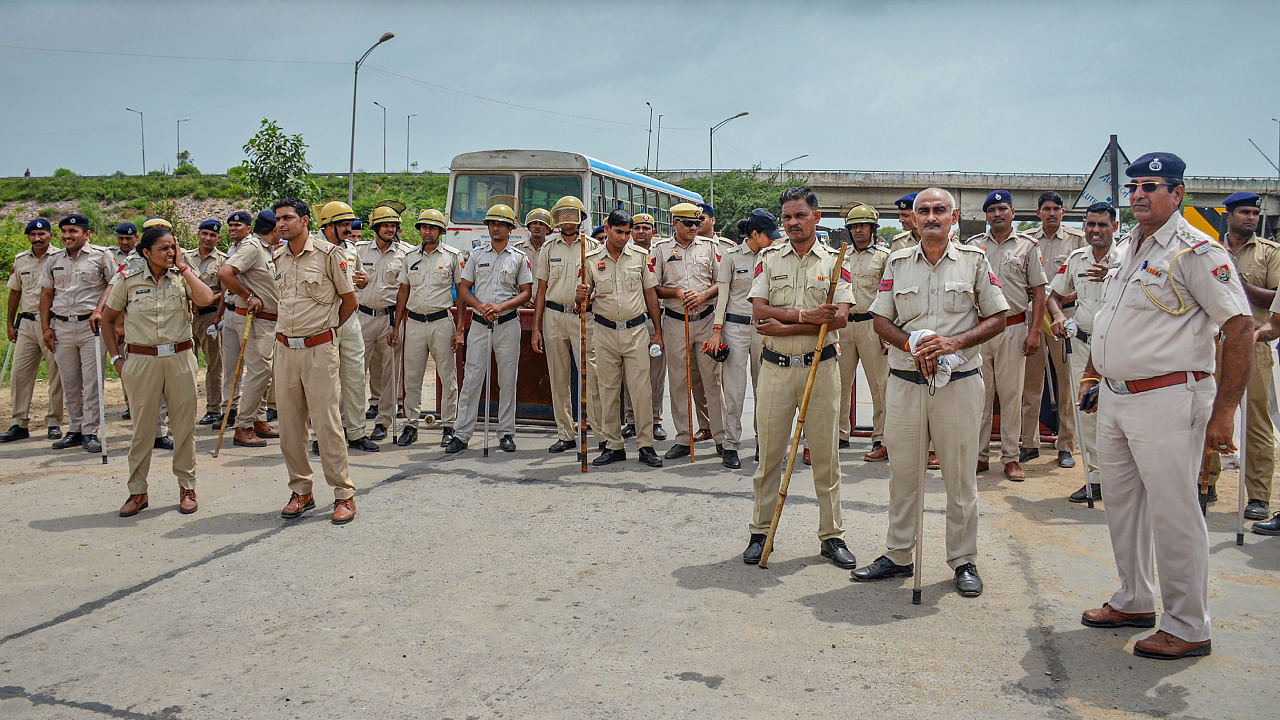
233;427;267;448
254;421;279;439
692;429;712;442
281;492;315;518
178;488;198;514
332;497;356;525
928;451;940;470
976;460;989;473
119;493;149;517
802;446;812;465
863;444;888;462
1081;603;1156;628
1004;461;1026;481
1133;630;1211;660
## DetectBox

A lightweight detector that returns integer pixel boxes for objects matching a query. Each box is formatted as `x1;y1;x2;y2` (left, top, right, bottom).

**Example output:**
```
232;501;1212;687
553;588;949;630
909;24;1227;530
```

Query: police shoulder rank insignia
878;278;893;292
989;271;1002;287
1056;265;1067;274
840;267;853;283
648;258;657;273
716;253;721;263
753;262;762;277
1211;264;1232;282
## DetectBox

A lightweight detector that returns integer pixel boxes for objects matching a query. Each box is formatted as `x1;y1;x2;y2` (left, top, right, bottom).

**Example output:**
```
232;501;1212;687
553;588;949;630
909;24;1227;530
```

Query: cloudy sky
2;0;1278;179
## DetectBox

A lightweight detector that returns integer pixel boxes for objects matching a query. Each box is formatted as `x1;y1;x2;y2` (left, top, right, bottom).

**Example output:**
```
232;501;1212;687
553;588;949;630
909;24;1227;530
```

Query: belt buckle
154;342;177;358
287;336;307;350
1104;378;1129;395
788;354;806;367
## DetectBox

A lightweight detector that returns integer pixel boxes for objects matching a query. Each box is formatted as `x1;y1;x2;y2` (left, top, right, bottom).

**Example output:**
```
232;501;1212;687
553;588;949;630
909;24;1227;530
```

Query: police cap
894;193;918;211
198;219;222;233
1223;191;1261;210
744;208;783;240
1125;152;1186;181
254;209;276;235
25;218;51;234
114;222;138;236
983;190;1013;211
696;202;715;217
227;210;253;225
59;213;91;229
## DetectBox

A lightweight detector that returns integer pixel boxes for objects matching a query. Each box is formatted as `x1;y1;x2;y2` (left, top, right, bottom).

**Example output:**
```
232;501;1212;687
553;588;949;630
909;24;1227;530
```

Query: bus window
659;195;671;235
632;186;645;217
520;175;582;218
451;173;514;224
616;181;631;213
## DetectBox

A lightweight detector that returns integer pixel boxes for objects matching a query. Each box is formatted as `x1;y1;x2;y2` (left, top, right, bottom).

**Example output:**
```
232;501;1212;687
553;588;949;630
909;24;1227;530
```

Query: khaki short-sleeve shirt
39;244;116;316
1025;224;1086;280
461;243;533;305
652;236;718;313
843;241;890;312
535;234;600;307
399;243;462;314
106;266;193;345
748;240;855;356
193;248;226;296
888;230;920;255
1049;244;1114;334
8;249;54;312
715;241;761;322
965;231;1047;315
1228;234;1280;327
355;240;406;309
272;234;354;337
225;237;280;313
584;245;655;322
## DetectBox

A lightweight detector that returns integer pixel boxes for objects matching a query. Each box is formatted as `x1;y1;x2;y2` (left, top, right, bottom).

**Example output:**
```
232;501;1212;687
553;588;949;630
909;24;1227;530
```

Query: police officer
852;187;1009;596
708;209;778;469
109;222;138;271
622;212;667;442
101;225;217;516
219;210;254;425
1079;152;1250;660
576;209;665;468
888;193;921;253
356;205;407;441
39;214;115;454
192;219;227;426
968;190;1047;481
390;208;462;447
1020;191;1085;468
218;210;280;448
691;202;730;440
445;203;533;454
1048;202;1116;503
517;208;553;275
1;218;65;443
741;187;855;569
653;202;725;459
532;196;602;455
271;199;360;525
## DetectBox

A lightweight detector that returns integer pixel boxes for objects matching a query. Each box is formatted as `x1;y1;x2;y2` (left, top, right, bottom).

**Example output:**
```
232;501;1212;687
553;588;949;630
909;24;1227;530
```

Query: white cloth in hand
206;324;219;339
907;329;966;388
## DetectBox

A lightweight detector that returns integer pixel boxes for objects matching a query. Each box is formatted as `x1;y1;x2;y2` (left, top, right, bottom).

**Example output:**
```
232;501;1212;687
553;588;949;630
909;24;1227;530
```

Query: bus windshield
520;175;582;218
451;173;515;224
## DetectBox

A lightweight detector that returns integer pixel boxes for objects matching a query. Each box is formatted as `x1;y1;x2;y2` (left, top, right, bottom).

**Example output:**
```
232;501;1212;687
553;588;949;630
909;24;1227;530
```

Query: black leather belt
891;368;980;384
724;312;752;325
595;314;647;330
407;309;449;323
1074;329;1090;344
545;300;590;314
359;304;393;316
474;311;518;328
16;312;35;327
196;305;218;316
51;312;93;322
664;306;714;322
761;344;838;368
849;312;874;322
1061;300;1076;309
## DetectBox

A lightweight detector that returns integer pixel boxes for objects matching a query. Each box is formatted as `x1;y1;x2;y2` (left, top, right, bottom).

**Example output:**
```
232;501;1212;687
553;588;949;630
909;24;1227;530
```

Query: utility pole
645;102;653;172
709;111;748;207
406;112;419;173
373;101;387;174
348;32;394;204
655;115;663;173
177;117;190;170
125;107;145;174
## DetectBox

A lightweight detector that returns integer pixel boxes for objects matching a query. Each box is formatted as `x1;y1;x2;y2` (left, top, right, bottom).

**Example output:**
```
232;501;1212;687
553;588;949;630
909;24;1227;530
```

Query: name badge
771;274;788;280
134;288;151;295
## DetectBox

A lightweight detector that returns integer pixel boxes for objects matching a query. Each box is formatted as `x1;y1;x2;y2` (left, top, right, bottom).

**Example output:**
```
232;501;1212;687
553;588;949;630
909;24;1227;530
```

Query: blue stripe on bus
586;157;703;202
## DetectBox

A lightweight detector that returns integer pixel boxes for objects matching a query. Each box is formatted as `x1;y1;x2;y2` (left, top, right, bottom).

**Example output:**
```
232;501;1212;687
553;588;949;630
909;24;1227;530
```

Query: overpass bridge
657;170;1280;238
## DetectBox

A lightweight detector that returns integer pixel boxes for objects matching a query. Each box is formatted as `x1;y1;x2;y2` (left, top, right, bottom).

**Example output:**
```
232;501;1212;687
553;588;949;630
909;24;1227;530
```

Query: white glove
907;329;966;389
205;324;219;339
1062;318;1078;338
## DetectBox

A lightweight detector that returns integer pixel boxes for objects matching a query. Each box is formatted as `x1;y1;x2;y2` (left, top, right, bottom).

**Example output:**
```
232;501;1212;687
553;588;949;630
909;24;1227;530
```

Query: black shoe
851;555;914;582
593;448;626;466
1251;512;1280;536
743;534;766;565
396;425;417;447
722;449;741;469
225;408;237;427
715;443;724;457
153;435;173;450
954;563;983;597
621;423;636;439
370;423;388;441
83;435;102;454
198;411;221;426
1018;447;1039;463
265;408;278;423
499;435;516;453
839;438;851;449
311;440;319;455
1057;450;1075;468
439;427;455;448
754;445;759;462
121;408;131;421
548;439;575;453
638;447;663;468
1069;484;1103;503
0;425;29;443
652;424;667;441
820;538;857;569
445;437;468;454
365;405;378;420
664;444;690;459
47;426;62;440
348;436;380;452
598;440;607;452
1201;485;1218;504
52;431;84;449
396;405;405;419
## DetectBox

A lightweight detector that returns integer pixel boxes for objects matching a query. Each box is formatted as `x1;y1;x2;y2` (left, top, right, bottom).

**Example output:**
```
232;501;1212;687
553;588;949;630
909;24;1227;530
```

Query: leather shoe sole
954;565;983;597
851;557;913;582
281;496;316;519
1133;631;1211;660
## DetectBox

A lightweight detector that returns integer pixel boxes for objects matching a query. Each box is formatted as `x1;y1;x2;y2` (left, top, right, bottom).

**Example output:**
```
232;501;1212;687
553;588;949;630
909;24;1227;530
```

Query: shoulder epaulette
964;233;988;245
121;265;144;279
15;249;32;260
1175;221;1216;254
1065;245;1091;260
1255;235;1280;249
440;243;461;255
318;240;338;255
954;243;987;255
1062;225;1086;237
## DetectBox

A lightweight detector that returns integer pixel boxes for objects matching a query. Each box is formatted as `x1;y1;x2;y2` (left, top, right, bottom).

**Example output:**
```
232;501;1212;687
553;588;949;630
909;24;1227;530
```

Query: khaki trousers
691;352;713;432
359;311;396;428
220;311;244;411
455;317;520;441
749;355;843;540
230;314;274;430
837;318;888;443
543;309;600;442
274;339;354;500
595;321;654;450
719;319;761;451
1097;377;1214;642
9;318;63;428
883;372;983;569
623;318;664;426
1205;341;1276;502
1064;337;1100;486
334;314;367;441
51;318;101;436
403;314;458;427
190;311;222;414
1021;329;1077;451
120;352;197;494
979;319;1028;465
662;312;725;446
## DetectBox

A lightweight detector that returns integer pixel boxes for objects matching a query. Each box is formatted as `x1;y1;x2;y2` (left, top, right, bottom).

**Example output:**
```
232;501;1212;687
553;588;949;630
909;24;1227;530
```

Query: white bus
444;149;704;255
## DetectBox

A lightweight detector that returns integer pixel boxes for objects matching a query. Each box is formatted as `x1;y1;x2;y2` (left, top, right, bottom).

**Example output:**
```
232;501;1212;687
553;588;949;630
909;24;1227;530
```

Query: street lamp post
406;112;419;173
373;101;387;174
655;114;663;173
645;102;653;172
779;153;808;177
125;107;145;174
709;111;748;207
176;117;190;171
348;31;395;205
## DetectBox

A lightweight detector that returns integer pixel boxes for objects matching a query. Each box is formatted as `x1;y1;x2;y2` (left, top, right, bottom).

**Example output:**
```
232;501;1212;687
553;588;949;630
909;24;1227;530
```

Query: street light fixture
406;112;419;173
709;111;748;206
645;102;653;172
125;107;145;174
347;31;395;204
176;117;190;171
372;101;388;174
779;153;808;177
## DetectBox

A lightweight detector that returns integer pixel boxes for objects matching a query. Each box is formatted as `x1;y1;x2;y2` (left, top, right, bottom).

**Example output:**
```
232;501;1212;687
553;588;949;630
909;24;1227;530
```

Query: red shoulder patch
878;278;893;292
754;262;763;278
597;261;606;271
647;258;656;273
1056;265;1067;274
989;271;1002;288
840;267;853;283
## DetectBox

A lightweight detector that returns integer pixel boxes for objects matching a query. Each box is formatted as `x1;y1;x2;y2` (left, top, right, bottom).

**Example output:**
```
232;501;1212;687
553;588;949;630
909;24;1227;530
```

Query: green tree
676;166;799;236
239;119;320;207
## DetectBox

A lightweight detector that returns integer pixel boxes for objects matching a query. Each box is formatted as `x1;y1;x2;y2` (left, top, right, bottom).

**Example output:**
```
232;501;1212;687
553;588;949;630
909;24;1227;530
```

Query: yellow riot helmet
524;208;553;229
317;201;357;227
631;212;655;227
370;205;402;227
550;196;586;225
844;202;879;227
415;208;446;231
670;202;700;220
484;203;518;226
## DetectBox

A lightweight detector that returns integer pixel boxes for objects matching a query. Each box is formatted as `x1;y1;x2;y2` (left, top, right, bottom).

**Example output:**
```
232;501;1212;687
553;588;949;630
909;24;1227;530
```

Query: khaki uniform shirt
1049;244;1114;334
715;241;761;323
512;237;544;274
355;240;406;309
1025;224;1086;281
843;241;891;313
461;242;533;305
584;245;656;322
39;244;116;316
7;249;54;313
272;234;355;337
748;240;855;356
399;242;463;314
225;237;280;313
1092;214;1250;381
105;266;193;345
965;231;1047;315
869;242;1009;373
651;236;718;313
1227;234;1280;327
107;250;144;287
888;231;920;255
535;234;600;307
193;248;226;296
107;246;132;272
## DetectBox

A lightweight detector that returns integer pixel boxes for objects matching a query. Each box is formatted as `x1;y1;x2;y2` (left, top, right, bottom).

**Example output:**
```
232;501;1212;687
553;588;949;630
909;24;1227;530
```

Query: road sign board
1074;143;1131;209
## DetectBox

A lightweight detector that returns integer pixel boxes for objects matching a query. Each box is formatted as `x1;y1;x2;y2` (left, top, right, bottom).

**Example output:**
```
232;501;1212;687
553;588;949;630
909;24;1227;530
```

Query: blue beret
894;193;918;211
983;190;1013;211
227;210;252;225
350;219;363;231
114;222;137;235
696;202;715;217
1126;152;1185;181
591;224;606;237
59;214;90;229
198;219;222;233
253;210;277;235
25;218;51;233
1223;192;1260;210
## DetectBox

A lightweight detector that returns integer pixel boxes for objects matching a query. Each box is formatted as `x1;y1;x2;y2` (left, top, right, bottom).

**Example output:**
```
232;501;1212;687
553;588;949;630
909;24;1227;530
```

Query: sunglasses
1123;181;1173;194
676;218;700;227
